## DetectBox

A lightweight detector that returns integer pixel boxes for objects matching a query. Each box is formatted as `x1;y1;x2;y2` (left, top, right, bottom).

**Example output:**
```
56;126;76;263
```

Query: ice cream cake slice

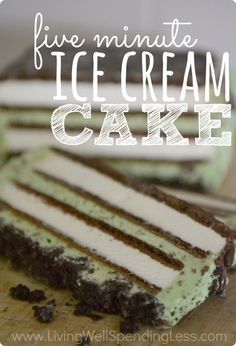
0;45;234;191
0;148;234;330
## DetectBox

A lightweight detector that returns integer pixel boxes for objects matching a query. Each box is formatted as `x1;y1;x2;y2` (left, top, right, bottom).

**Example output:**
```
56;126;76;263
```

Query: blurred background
0;0;235;72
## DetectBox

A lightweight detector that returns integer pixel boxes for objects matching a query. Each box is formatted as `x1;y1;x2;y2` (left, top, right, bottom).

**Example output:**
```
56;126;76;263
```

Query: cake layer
0;147;234;330
162;187;236;216
161;186;236;266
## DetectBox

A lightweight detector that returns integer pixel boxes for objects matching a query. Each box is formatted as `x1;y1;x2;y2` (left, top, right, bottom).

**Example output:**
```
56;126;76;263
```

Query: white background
0;0;235;73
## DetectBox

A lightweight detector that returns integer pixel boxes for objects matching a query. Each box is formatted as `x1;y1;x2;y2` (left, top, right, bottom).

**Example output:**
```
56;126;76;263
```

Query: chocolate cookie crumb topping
9;284;46;303
28;289;46;303
9;284;30;301
33;302;55;323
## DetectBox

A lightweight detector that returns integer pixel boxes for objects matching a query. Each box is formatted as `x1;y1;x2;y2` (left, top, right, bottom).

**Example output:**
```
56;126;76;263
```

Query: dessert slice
0;46;234;191
0;148;234;330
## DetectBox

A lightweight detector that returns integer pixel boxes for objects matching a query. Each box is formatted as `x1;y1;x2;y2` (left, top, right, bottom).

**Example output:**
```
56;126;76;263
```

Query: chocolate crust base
0;218;232;331
0;221;165;329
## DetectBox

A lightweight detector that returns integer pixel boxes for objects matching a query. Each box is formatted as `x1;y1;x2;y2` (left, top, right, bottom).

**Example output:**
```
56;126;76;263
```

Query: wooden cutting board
0;157;236;346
